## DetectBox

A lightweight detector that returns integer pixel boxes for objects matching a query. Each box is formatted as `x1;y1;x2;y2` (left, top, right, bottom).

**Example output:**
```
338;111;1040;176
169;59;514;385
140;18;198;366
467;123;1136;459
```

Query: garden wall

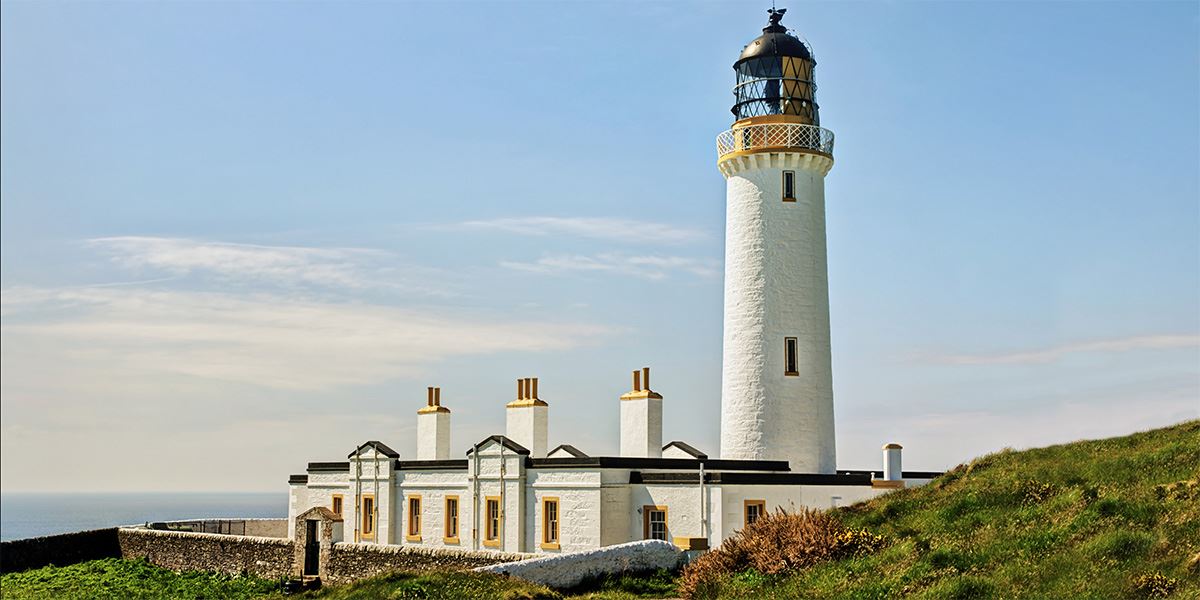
0;528;121;574
323;542;533;585
116;528;294;579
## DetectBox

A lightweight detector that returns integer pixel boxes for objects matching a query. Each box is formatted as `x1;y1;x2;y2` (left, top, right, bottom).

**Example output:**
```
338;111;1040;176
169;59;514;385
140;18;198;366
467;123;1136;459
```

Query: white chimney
620;367;663;458
417;387;450;460
506;377;548;458
882;443;903;481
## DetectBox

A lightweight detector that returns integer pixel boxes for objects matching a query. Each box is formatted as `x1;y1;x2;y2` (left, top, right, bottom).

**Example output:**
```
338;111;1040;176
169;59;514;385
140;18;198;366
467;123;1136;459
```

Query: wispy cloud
86;236;452;296
457;217;708;245
88;236;383;289
501;253;720;280
934;334;1200;365
1;287;618;391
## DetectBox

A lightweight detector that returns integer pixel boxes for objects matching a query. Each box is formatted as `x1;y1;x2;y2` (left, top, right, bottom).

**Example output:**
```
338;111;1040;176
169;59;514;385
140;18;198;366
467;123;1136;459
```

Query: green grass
697;420;1200;599
298;568;679;600
297;569;561;599
0;557;279;599
0;561;678;600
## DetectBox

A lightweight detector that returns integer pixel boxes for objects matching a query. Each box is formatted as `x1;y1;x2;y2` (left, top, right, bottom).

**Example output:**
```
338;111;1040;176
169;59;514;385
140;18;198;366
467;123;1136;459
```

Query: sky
1;1;1197;493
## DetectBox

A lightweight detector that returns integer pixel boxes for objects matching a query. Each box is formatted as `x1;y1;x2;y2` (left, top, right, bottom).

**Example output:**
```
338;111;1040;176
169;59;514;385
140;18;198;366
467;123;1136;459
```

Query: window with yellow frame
744;499;767;527
484;496;502;548
444;496;460;543
541;497;560;550
406;495;422;542
360;494;376;540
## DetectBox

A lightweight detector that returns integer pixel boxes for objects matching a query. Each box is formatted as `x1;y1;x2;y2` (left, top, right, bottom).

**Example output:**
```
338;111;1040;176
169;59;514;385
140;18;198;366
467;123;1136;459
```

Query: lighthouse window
785;337;799;375
783;171;796;201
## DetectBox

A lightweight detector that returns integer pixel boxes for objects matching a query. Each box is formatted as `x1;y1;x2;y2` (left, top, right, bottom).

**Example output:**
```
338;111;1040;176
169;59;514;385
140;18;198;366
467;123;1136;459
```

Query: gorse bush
1132;573;1177;598
677;508;886;598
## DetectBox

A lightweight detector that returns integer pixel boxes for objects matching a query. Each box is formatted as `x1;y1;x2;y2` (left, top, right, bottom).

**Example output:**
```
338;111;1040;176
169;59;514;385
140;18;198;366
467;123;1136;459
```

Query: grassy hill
691;419;1200;599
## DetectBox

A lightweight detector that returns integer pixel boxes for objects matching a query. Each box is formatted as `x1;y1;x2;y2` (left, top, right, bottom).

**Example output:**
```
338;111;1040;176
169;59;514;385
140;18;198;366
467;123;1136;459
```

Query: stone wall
323;542;532;585
117;528;294;578
476;539;681;589
0;528;121;574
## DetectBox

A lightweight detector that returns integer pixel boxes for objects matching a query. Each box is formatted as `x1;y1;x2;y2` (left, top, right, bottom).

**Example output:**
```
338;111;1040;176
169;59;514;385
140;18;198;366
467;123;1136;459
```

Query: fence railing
717;122;834;159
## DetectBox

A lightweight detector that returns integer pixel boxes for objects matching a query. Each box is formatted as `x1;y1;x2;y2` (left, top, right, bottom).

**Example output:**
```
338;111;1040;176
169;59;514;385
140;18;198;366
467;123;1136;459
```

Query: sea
0;492;288;542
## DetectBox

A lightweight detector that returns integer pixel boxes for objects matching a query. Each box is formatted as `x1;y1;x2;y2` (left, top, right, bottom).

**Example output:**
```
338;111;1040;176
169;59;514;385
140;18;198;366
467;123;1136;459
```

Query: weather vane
767;6;787;27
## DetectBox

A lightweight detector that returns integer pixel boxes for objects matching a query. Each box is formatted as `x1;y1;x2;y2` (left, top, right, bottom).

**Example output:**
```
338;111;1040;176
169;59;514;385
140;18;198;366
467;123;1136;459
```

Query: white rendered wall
507;405;548;458
287;484;309;539
620;397;663;458
884;447;903;481
526;470;603;553
417;412;451;460
469;442;528;552
396;470;470;548
348;450;394;544
720;152;837;474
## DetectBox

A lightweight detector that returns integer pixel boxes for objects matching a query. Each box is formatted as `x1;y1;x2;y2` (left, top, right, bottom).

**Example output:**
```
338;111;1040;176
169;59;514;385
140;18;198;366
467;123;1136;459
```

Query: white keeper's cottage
287;8;939;559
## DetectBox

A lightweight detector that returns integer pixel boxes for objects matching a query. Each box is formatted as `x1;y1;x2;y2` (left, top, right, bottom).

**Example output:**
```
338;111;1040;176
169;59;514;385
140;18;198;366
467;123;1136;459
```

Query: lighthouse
717;8;837;474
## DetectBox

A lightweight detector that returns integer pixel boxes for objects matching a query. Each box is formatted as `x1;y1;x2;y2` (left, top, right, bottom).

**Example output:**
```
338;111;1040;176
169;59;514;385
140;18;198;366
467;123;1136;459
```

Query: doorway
303;520;320;576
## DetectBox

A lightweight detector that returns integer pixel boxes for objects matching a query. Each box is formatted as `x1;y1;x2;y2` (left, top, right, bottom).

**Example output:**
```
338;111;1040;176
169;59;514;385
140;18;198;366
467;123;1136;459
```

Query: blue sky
2;1;1197;492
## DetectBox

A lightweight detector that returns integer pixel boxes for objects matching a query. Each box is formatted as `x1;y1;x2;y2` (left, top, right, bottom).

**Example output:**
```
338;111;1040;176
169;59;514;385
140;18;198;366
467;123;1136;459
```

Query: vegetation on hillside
4;422;1194;599
683;420;1200;599
0;557;278;599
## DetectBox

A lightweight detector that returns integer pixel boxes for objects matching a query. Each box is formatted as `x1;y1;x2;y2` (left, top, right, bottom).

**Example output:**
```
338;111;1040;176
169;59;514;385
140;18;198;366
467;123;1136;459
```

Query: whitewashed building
287;9;939;556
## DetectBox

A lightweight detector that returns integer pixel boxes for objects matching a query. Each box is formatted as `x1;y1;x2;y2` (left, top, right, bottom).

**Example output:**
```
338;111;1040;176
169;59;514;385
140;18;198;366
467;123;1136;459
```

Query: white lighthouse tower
718;8;837;474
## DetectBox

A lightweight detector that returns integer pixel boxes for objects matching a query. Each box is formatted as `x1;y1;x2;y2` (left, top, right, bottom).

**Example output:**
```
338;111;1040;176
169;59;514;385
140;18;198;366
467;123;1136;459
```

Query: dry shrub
678;508;885;599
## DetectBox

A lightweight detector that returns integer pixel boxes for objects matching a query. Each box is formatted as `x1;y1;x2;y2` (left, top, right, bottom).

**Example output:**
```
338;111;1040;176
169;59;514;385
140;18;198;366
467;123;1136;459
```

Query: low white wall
474;539;682;589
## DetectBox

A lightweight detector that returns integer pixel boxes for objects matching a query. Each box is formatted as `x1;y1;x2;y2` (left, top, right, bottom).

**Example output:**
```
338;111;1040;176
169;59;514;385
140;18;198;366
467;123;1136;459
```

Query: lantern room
732;8;819;125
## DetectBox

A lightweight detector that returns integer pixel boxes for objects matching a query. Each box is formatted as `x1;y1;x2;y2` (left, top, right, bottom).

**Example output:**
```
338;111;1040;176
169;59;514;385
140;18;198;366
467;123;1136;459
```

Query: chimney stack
882;443;903;481
620;367;663;458
506;376;549;458
417;386;451;460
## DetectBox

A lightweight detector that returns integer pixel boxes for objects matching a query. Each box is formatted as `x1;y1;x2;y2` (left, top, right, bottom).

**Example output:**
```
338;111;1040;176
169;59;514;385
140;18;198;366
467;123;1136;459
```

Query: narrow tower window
782;171;796;202
331;494;343;517
785;337;799;376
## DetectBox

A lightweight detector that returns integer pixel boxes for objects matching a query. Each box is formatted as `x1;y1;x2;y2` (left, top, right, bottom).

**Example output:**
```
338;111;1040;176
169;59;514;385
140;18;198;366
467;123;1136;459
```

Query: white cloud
457;217;708;245
933;334;1200;365
87;234;408;290
1;287;618;391
501;253;720;280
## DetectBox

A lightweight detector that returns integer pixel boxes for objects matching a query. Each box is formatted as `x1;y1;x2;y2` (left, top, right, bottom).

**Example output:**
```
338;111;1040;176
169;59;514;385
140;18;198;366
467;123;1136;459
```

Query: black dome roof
737;24;813;65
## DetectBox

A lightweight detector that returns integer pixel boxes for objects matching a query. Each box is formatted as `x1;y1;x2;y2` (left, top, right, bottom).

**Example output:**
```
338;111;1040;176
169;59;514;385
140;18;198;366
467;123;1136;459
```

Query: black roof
466;435;530;456
348;440;399;459
737;23;812;65
662;441;708;460
548;444;589;458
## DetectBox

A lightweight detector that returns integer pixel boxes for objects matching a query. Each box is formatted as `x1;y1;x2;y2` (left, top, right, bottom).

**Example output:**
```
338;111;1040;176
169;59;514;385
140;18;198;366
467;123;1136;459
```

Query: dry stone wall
324;543;532;585
117;528;294;579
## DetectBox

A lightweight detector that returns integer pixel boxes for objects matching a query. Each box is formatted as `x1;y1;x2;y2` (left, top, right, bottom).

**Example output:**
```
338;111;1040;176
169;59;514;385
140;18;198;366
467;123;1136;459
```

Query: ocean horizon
0;492;288;542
